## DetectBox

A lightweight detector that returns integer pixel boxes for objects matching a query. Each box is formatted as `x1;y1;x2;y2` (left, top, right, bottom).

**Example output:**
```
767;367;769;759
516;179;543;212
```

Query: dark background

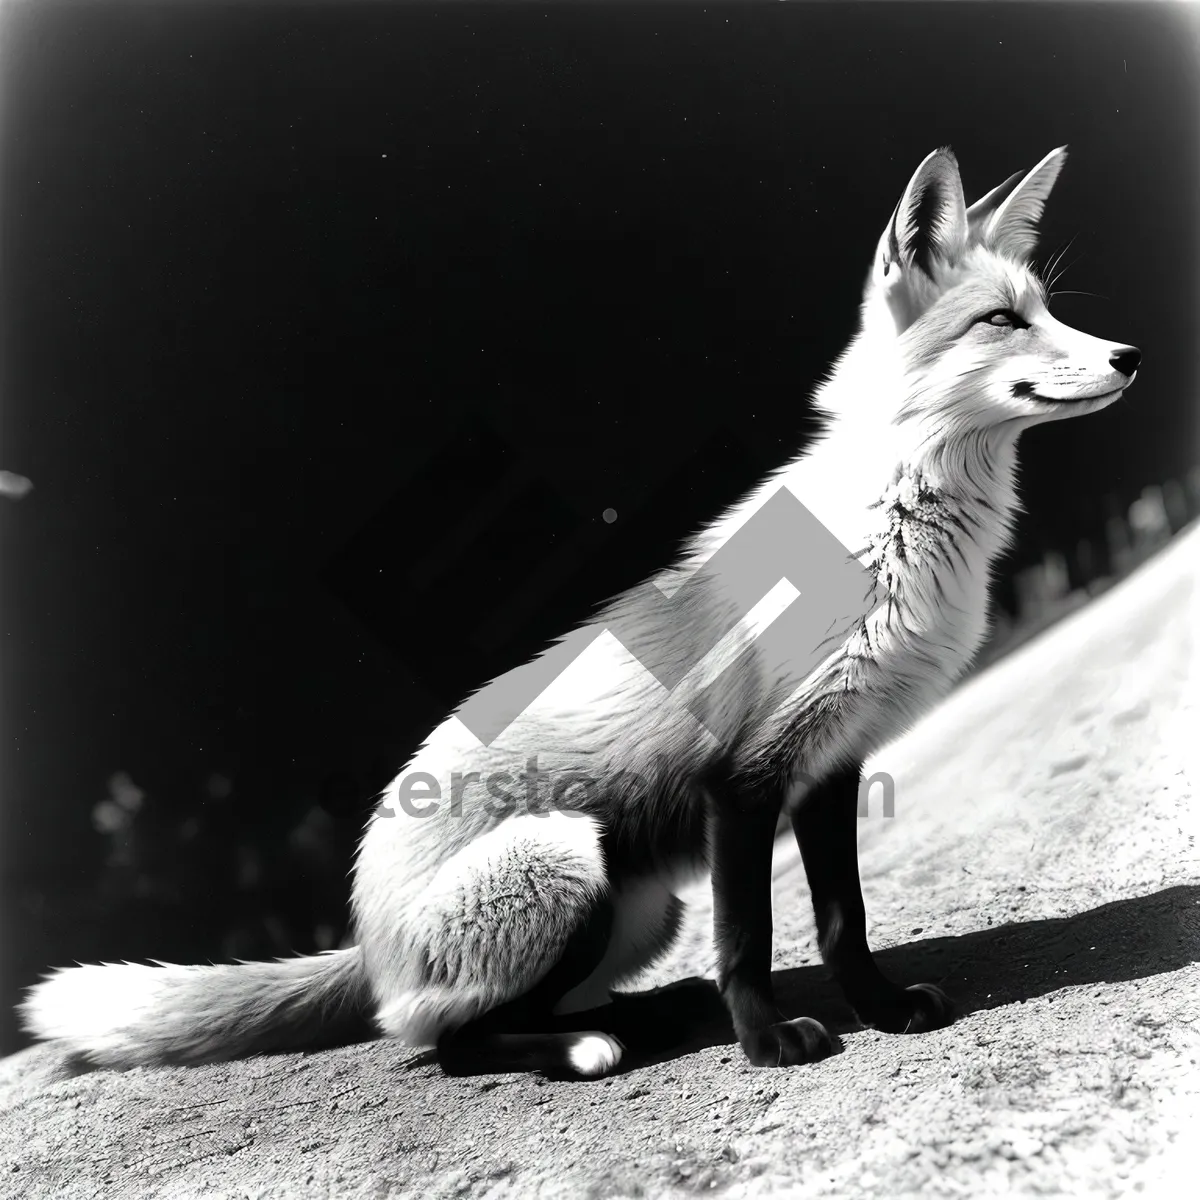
1;1;1197;1054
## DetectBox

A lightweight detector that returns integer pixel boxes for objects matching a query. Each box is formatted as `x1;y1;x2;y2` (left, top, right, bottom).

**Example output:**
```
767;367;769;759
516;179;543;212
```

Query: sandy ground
2;522;1197;1199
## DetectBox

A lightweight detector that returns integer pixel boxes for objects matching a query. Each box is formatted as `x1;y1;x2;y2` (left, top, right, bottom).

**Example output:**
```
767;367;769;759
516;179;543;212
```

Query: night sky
1;1;1197;1051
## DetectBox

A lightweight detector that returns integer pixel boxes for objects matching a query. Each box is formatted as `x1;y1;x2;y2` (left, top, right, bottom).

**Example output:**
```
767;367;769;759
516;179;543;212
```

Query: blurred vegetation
979;466;1200;667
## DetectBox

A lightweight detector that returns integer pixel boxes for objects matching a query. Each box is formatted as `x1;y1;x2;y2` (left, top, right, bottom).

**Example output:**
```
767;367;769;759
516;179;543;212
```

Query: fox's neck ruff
772;323;1024;572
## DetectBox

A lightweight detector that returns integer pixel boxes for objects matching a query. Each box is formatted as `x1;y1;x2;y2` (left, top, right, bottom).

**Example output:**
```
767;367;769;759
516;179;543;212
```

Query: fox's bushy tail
20;946;371;1068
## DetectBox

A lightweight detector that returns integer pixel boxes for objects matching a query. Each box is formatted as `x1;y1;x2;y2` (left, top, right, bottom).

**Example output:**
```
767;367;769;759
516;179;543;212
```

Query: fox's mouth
1013;382;1130;405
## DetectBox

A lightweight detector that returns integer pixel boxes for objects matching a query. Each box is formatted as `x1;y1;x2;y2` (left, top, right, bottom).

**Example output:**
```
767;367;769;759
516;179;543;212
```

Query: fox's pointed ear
977;146;1067;261
965;169;1025;228
873;147;968;291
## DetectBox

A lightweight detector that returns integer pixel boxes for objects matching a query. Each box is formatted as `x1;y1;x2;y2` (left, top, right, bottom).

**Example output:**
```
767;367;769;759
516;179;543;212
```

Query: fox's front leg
792;761;954;1033
708;782;835;1067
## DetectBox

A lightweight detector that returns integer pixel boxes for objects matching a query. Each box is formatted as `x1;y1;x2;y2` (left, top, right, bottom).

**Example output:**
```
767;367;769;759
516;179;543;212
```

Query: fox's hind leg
372;810;631;1078
435;894;624;1078
792;762;954;1034
437;876;686;1078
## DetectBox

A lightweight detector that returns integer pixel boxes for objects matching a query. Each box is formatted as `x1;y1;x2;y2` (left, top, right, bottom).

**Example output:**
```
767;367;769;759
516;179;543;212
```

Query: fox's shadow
46;885;1190;1081
482;882;1200;1074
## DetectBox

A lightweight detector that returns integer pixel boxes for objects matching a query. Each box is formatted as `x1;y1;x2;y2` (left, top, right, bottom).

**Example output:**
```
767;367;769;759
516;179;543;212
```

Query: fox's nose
1110;346;1141;377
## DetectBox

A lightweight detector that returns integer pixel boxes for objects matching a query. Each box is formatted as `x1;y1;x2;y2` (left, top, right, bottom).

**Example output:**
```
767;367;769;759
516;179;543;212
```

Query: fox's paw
900;983;955;1033
739;1017;836;1068
565;1032;624;1078
859;983;954;1035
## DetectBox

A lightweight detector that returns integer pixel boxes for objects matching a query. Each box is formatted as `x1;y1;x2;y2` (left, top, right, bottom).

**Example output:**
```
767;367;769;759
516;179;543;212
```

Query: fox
22;145;1139;1080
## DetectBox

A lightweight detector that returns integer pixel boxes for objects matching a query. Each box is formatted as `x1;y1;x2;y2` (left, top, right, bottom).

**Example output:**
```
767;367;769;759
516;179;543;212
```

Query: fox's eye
979;309;1027;329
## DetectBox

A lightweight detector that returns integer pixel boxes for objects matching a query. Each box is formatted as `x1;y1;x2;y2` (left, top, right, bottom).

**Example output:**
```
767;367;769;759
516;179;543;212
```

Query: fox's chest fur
793;438;1019;764
678;421;1023;785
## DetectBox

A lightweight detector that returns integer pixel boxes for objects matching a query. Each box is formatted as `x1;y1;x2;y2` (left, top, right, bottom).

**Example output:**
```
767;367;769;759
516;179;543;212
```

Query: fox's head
855;146;1140;433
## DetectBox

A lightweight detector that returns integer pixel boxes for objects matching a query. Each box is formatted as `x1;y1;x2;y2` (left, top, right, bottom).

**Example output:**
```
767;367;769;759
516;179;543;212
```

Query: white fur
23;962;182;1055
369;811;608;1044
567;1033;623;1077
21;949;364;1067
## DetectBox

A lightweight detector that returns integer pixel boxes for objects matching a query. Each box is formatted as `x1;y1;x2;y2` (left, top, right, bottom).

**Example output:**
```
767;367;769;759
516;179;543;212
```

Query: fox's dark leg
791;761;953;1033
708;780;835;1067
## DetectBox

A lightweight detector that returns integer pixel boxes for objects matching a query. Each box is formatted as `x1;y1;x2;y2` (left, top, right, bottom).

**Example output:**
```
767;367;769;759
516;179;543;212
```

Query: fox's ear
873;147;968;289
973;146;1067;261
965;169;1025;228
